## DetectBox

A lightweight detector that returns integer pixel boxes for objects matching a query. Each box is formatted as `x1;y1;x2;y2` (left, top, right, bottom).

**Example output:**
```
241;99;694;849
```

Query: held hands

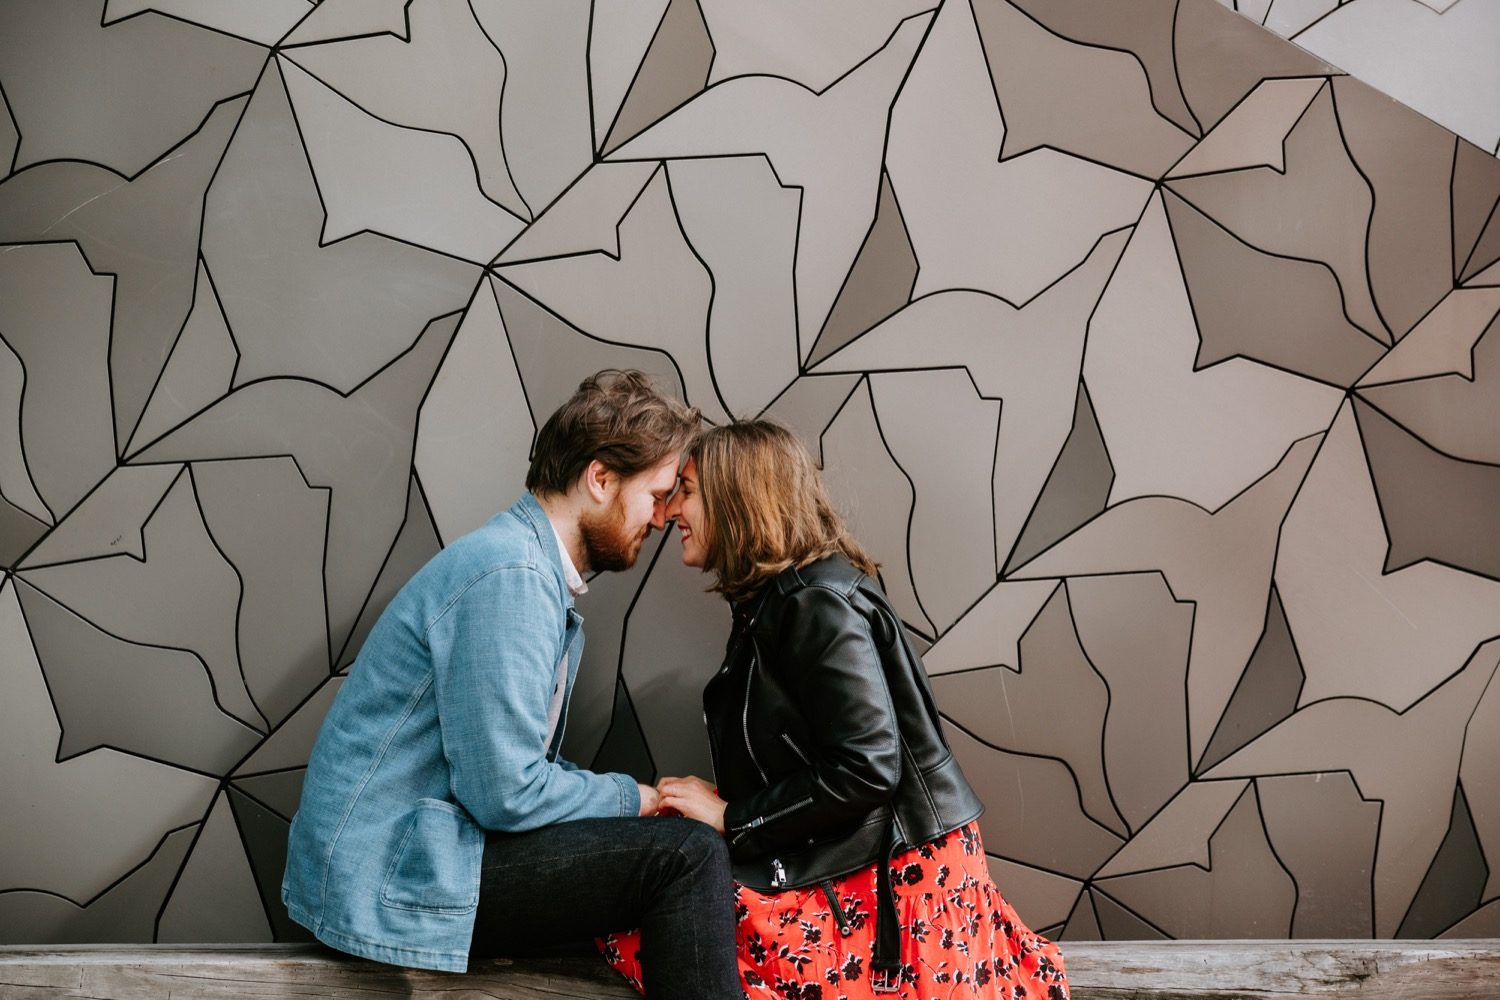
636;782;662;817
654;774;726;833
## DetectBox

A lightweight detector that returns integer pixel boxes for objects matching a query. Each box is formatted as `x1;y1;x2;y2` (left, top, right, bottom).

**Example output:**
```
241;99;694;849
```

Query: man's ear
582;459;616;504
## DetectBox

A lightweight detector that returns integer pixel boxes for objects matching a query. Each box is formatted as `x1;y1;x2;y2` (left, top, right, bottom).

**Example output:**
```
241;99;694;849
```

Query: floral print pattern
600;822;1070;999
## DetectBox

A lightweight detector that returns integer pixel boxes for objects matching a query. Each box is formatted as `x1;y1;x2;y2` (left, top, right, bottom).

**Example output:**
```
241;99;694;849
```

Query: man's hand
637;782;662;816
656;775;727;833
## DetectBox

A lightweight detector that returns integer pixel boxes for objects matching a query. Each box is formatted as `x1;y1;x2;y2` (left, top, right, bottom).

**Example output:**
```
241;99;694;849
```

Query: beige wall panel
0;579;217;903
1274;404;1500;709
609;16;929;360
1205;638;1500;936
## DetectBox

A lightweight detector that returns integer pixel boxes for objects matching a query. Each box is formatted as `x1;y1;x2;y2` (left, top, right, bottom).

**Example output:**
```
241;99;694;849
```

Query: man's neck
535;490;590;574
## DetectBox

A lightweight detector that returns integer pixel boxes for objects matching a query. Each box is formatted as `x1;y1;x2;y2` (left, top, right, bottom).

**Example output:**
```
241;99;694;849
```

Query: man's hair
526;370;701;496
691;419;876;603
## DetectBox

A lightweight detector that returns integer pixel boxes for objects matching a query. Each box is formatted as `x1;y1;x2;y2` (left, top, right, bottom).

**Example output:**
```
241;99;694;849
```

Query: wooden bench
3;940;1498;998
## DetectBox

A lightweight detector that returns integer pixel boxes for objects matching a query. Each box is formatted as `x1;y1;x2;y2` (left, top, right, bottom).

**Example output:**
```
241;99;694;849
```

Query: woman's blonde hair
691;420;877;603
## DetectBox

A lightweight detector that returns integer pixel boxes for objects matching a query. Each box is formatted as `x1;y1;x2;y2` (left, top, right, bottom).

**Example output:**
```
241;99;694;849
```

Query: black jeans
470;815;740;999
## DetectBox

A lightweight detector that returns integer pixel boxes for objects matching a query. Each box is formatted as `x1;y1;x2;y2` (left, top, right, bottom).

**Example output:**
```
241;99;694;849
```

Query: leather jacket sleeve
722;584;902;859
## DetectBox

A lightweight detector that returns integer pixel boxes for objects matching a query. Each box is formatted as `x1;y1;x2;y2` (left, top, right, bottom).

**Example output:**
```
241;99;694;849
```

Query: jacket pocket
379;798;483;914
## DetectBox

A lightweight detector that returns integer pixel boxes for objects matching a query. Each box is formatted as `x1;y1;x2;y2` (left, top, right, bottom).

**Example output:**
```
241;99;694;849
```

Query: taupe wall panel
0;0;1496;943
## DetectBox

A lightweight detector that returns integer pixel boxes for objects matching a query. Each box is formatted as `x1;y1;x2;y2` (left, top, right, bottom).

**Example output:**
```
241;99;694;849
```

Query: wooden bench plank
2;941;1498;999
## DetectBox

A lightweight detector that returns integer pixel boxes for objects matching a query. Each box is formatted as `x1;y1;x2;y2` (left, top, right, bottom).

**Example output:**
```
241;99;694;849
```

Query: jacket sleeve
722;585;902;859
428;566;639;831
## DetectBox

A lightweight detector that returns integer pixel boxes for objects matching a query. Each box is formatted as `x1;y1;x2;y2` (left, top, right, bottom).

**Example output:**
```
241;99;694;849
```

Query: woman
602;420;1069;1000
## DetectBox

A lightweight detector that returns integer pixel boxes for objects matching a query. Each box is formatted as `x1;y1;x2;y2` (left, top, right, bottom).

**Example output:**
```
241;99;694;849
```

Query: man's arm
428;565;641;830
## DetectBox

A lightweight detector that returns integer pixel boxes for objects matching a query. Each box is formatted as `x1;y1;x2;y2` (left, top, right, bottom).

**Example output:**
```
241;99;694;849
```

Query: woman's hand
656;775;727;833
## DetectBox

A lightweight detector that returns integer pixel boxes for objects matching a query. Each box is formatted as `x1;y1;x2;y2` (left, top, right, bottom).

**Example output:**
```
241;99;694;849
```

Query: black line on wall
0;327;58;533
1456;167;1500;284
326;473;431;671
186;463;272;732
227;779;296;826
809;371;871;469
1247;777;1304;938
13;573;268;757
489;268;693;410
1353;392;1500;471
222;785;282;942
877;4;940;168
989;398;1005;579
940;711;1127;846
232;763;308;780
1088;882;1179;940
659;161;732;420
965;0;1009;142
271;0;326;52
1168;0;1206;139
1163;182;1385;352
1090;779;1259;883
489;276;541;466
120;255;222;458
15;460;186;572
0;77;20;177
225;672;339;779
582;0;599;157
466;0;538;222
1287;0;1344;41
97;6;284;49
275;0;416;52
1061;578;1154;840
492;159;662;268
1350;394;1500;587
863;378;940;639
985;850;1090;887
589;530;671;780
997;0;1201;148
594;0;675;156
0;824;196;906
1325;78;1396;345
151;793;221;942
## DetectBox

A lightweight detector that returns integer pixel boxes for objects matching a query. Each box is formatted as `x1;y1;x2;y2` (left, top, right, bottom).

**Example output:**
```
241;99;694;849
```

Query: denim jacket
282;493;640;971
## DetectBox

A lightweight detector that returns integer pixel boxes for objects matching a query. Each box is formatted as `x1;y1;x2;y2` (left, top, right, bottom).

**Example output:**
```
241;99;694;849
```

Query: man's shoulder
437;500;551;575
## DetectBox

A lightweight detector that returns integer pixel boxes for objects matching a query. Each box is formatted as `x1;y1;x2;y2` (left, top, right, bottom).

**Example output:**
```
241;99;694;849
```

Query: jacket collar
509;491;575;607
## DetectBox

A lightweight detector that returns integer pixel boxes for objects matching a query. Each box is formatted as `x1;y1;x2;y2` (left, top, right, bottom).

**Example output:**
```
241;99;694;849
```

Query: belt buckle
871;967;899;994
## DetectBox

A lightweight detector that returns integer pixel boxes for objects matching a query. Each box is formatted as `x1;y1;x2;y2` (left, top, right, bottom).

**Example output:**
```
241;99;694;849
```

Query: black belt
871;823;900;993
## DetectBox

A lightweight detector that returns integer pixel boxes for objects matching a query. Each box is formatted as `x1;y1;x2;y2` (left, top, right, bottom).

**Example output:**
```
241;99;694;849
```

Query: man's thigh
471;816;711;951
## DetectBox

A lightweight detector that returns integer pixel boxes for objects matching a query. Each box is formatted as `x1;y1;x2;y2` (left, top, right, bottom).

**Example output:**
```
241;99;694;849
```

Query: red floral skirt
599;821;1069;999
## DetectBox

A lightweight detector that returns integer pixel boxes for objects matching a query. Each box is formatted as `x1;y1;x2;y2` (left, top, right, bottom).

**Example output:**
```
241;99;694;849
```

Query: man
283;371;739;997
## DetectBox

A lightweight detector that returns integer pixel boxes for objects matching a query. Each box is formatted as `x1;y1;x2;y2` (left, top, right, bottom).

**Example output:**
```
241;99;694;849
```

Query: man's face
579;453;679;572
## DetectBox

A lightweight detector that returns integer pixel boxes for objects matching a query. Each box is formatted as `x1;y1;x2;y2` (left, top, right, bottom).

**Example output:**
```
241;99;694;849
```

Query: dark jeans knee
679;818;730;866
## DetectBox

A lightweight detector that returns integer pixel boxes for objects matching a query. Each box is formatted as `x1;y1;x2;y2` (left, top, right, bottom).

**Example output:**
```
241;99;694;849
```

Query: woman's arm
716;584;902;858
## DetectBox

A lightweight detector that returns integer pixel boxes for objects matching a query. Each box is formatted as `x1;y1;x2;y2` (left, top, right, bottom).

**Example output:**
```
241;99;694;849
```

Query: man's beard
579;497;646;572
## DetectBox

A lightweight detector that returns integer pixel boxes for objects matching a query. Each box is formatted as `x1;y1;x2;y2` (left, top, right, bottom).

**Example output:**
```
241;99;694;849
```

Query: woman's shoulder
775;552;867;598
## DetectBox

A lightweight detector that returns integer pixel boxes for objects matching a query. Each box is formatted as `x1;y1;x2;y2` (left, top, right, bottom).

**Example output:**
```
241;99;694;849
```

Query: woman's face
665;457;707;568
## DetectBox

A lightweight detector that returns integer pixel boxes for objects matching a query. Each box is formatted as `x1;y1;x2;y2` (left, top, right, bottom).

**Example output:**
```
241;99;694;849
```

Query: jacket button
807;837;815;845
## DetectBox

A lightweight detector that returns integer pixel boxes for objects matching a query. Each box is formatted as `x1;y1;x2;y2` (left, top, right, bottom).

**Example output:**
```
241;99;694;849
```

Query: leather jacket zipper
743;651;768;785
705;709;720;785
728;794;814;847
781;731;810;764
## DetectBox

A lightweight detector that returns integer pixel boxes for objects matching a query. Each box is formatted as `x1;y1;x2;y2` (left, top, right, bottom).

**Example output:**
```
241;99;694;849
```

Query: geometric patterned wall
1217;0;1500;158
2;0;1498;945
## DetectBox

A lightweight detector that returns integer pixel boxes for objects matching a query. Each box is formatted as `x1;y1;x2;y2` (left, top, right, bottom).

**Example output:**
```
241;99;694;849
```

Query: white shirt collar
549;519;588;597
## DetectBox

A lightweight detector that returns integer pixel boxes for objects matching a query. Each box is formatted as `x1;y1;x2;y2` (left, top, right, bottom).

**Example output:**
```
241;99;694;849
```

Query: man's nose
651;504;669;530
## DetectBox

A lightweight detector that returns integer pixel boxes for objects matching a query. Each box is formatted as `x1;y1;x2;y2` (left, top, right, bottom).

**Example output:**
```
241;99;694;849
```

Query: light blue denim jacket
282;493;640;971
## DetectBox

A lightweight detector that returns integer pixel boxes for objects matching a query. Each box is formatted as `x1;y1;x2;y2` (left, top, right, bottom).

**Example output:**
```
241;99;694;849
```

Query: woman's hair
527;370;701;496
691;419;877;602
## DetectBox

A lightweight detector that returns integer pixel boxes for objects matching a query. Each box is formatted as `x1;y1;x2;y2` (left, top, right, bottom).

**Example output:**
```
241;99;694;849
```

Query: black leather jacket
706;554;984;893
